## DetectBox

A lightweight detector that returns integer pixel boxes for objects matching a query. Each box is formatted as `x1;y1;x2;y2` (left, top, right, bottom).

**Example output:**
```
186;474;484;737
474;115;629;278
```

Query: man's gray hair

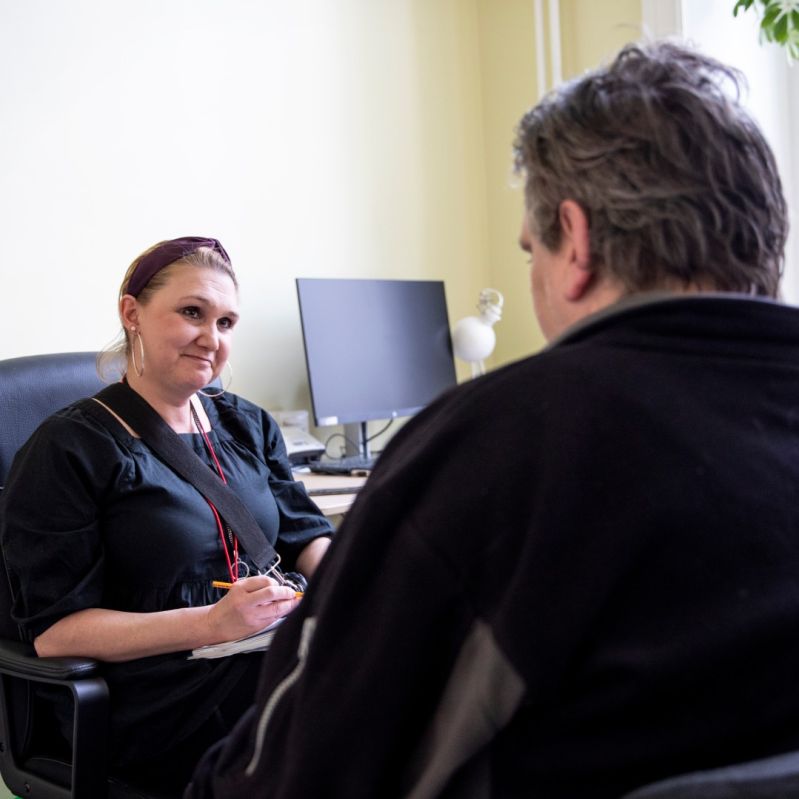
513;40;788;297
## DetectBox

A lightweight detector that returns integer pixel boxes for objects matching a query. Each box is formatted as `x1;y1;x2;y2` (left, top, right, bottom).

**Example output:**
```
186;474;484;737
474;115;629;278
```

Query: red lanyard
190;403;239;583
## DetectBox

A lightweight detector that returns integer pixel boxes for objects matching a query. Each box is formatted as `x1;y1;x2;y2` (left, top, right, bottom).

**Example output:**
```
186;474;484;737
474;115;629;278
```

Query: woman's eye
218;317;235;331
181;307;201;319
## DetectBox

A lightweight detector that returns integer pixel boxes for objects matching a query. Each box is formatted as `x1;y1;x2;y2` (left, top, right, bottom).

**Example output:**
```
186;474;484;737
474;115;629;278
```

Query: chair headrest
0;352;107;486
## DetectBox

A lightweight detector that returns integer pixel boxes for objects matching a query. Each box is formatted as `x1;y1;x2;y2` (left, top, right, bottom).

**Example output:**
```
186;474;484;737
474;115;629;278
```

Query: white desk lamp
451;288;504;377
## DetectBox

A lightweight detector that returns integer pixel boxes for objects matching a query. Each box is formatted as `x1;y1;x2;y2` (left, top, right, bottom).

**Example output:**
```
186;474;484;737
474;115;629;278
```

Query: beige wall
0;0;647;423
0;0;644;441
475;0;539;368
0;0;490;433
561;0;644;81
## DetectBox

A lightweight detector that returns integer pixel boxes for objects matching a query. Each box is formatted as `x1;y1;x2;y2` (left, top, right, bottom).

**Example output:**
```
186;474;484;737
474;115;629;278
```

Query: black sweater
189;295;799;798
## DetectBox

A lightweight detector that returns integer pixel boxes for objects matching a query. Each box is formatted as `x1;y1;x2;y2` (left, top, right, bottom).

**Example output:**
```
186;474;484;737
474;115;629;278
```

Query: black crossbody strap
83;382;277;572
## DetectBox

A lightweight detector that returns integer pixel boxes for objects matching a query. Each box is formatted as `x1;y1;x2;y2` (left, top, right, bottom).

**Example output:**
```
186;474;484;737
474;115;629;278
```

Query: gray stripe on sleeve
403;619;525;799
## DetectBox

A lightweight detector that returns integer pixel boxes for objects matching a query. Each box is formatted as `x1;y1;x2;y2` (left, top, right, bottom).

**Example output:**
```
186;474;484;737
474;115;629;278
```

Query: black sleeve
0;411;124;639
260;408;334;563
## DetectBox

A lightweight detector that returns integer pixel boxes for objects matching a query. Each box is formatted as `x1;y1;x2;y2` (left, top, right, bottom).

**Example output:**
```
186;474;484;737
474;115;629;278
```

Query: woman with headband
0;237;333;792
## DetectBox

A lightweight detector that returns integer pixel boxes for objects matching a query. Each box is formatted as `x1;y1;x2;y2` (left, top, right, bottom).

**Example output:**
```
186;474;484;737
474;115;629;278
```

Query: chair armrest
0;638;100;682
0;636;110;798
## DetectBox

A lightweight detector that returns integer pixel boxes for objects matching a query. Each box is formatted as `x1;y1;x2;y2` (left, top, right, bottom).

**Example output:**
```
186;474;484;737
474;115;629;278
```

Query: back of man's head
513;40;788;298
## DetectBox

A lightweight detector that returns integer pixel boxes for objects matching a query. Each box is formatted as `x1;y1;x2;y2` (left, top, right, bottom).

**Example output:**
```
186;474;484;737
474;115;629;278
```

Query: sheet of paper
188;617;285;660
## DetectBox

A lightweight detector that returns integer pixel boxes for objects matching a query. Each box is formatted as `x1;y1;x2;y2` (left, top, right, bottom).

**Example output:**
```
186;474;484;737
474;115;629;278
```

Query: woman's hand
205;575;301;644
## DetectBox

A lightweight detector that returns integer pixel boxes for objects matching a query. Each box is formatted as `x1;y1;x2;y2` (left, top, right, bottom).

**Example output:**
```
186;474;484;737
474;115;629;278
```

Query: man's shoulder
378;294;799;466
553;292;799;350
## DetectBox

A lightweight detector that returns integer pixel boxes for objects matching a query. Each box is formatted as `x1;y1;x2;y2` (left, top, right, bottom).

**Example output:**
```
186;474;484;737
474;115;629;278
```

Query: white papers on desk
188;617;285;660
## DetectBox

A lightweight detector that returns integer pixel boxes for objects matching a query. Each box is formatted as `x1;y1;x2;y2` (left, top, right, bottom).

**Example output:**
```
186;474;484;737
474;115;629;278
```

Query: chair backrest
623;749;799;798
0;353;107;641
0;352;106;488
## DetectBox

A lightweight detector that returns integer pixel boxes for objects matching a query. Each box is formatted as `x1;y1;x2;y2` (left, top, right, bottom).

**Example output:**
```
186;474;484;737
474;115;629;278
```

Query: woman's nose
197;324;219;350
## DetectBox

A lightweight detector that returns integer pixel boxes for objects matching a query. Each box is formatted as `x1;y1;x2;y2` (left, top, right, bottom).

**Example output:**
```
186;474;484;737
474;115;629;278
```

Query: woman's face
129;263;239;398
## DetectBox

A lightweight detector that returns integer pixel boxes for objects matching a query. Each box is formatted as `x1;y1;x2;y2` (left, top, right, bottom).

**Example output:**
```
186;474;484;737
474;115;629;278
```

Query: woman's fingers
228;576;299;603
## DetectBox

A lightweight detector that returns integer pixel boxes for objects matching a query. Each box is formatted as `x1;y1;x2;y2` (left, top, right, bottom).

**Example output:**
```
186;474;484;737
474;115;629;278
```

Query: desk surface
294;471;367;516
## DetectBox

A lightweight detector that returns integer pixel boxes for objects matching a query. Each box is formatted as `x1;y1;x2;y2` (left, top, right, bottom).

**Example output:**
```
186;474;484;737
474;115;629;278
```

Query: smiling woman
0;236;335;793
117;238;241;426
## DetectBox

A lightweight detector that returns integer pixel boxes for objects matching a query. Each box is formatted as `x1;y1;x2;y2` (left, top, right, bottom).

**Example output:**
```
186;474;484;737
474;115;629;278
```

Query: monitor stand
343;421;371;460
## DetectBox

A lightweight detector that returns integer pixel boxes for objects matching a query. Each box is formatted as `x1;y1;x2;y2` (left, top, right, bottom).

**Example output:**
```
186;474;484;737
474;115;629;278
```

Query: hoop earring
199;361;233;398
130;329;145;377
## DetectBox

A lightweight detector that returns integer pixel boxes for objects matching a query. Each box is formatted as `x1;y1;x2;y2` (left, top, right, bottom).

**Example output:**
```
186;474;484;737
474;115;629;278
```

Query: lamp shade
452;316;496;362
451;289;503;377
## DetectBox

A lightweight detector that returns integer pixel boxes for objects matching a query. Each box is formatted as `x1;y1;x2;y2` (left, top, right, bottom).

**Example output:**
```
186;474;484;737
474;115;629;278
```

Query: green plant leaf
762;4;780;26
733;0;798;62
775;15;789;41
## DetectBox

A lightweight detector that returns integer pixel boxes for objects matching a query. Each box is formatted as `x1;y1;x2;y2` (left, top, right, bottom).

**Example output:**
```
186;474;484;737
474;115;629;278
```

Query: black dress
0;390;333;776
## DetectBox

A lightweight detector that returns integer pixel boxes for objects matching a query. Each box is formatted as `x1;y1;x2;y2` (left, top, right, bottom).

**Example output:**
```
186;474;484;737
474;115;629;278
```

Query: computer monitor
295;278;457;459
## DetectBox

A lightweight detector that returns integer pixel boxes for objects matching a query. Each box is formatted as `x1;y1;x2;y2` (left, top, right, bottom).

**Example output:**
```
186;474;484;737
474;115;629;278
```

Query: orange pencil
211;579;303;598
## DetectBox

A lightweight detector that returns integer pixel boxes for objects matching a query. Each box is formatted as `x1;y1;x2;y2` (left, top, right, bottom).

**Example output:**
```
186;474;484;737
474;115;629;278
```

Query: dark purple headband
126;236;231;297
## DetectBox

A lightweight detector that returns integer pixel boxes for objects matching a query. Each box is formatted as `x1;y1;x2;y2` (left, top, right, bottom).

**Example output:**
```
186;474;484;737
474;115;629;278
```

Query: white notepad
188;617;285;660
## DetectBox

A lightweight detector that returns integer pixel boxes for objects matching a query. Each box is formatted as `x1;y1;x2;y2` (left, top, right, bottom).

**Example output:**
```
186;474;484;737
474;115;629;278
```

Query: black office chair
0;353;174;799
621;749;799;798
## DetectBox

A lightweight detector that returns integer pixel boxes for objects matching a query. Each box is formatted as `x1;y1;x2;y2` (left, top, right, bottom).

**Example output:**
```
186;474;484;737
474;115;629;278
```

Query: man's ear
559;200;593;302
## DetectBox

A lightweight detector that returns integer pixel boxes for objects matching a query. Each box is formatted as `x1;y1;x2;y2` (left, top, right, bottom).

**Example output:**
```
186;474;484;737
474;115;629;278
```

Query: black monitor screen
296;278;457;427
